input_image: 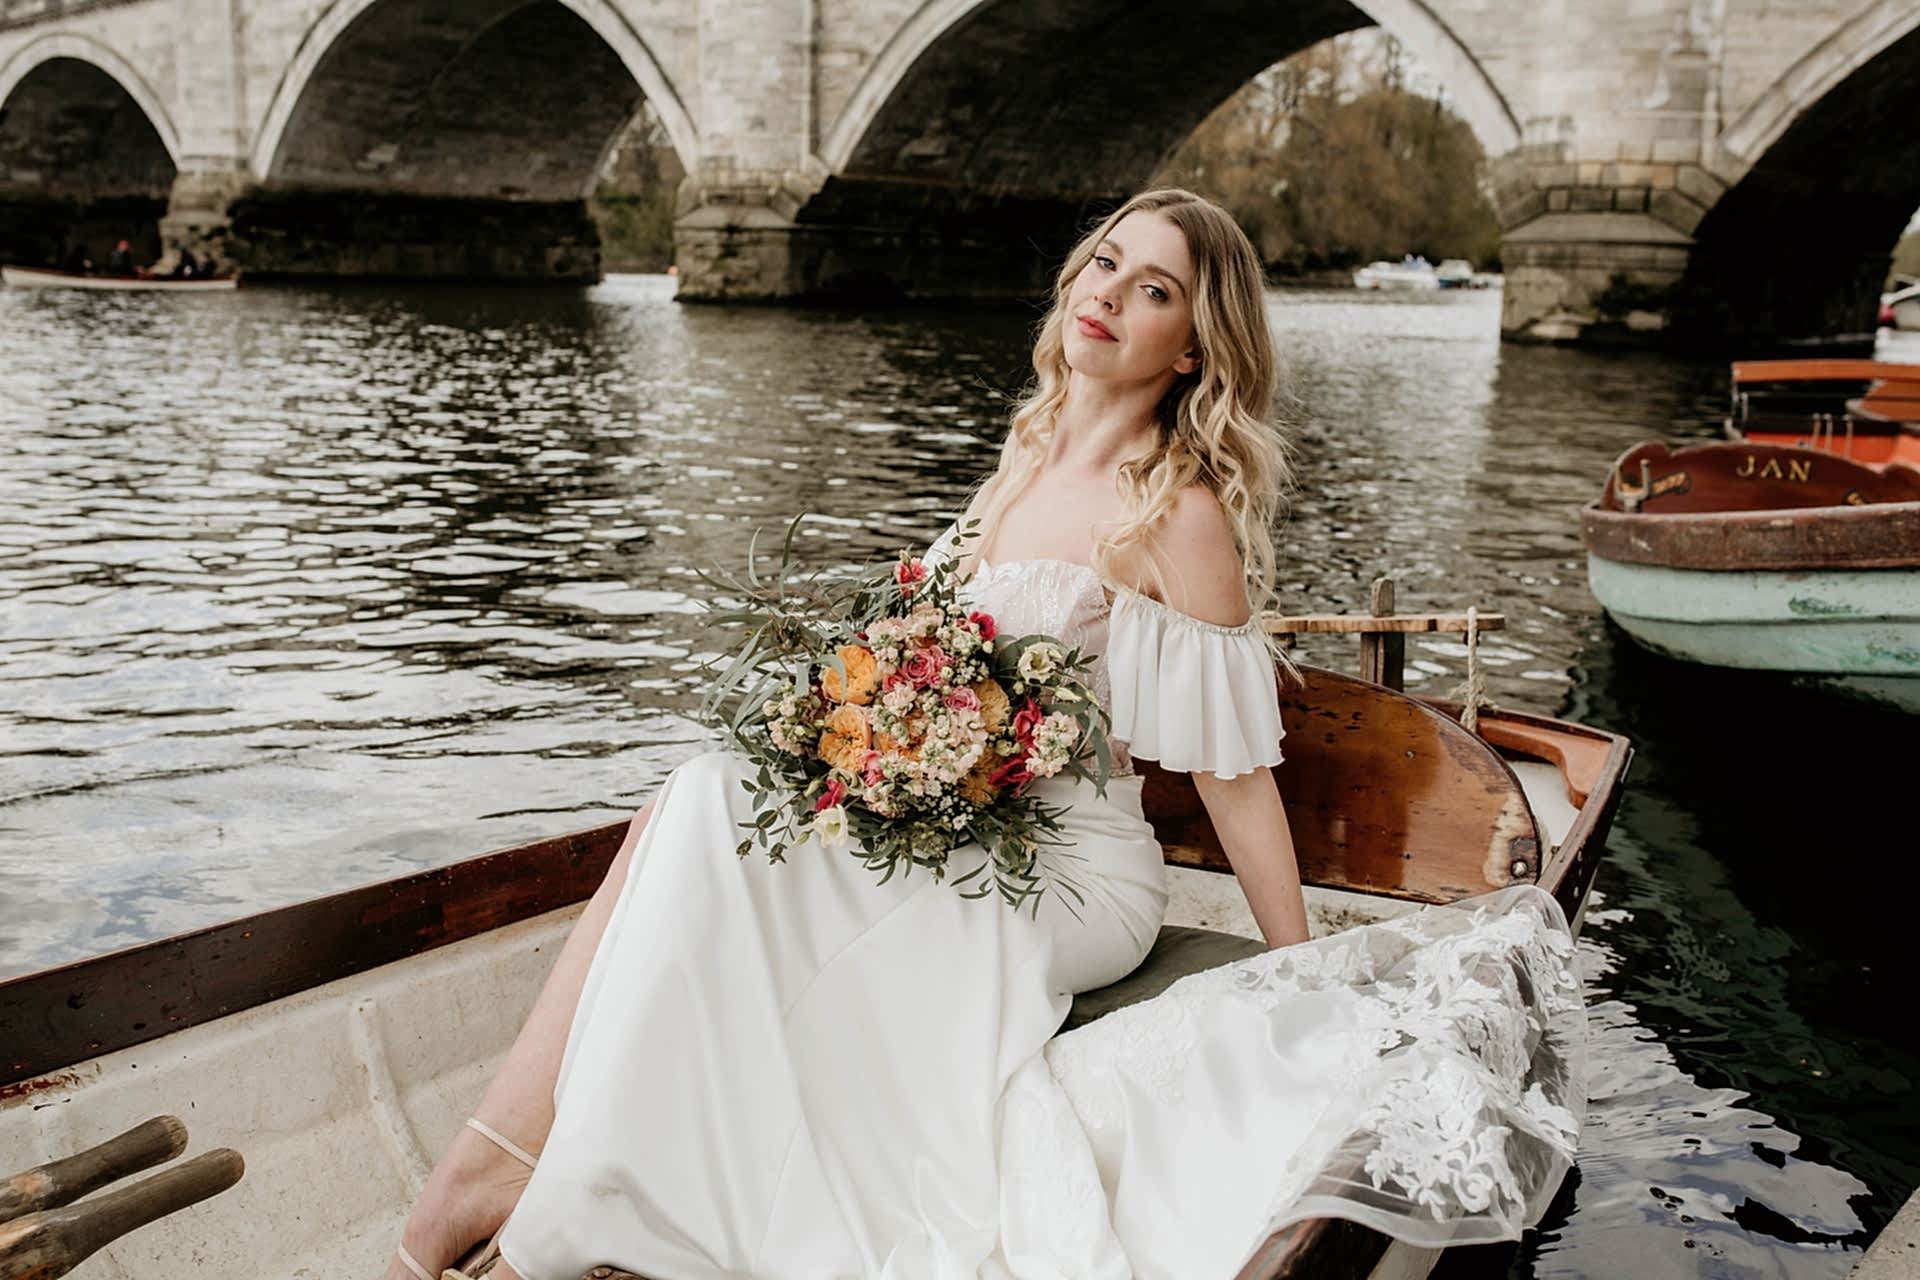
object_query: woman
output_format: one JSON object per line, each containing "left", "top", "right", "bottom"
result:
{"left": 387, "top": 189, "right": 1578, "bottom": 1280}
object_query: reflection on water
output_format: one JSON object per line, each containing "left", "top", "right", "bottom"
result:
{"left": 1, "top": 278, "right": 1914, "bottom": 1276}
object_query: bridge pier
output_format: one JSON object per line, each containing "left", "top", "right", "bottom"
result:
{"left": 673, "top": 176, "right": 1101, "bottom": 304}
{"left": 156, "top": 171, "right": 603, "bottom": 282}
{"left": 220, "top": 189, "right": 602, "bottom": 282}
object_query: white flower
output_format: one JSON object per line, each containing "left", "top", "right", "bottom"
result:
{"left": 811, "top": 806, "right": 851, "bottom": 849}
{"left": 1016, "top": 642, "right": 1063, "bottom": 682}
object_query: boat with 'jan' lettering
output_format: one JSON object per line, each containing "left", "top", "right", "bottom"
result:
{"left": 0, "top": 656, "right": 1629, "bottom": 1280}
{"left": 1724, "top": 358, "right": 1920, "bottom": 472}
{"left": 1583, "top": 439, "right": 1920, "bottom": 710}
{"left": 0, "top": 265, "right": 240, "bottom": 292}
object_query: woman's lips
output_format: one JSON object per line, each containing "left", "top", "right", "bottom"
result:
{"left": 1075, "top": 315, "right": 1117, "bottom": 341}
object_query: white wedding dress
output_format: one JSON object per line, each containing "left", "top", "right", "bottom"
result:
{"left": 496, "top": 536, "right": 1585, "bottom": 1279}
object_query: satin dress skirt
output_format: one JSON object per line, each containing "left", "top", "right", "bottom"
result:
{"left": 497, "top": 750, "right": 1167, "bottom": 1280}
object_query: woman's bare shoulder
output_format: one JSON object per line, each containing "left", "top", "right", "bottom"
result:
{"left": 1158, "top": 487, "right": 1251, "bottom": 624}
{"left": 1125, "top": 486, "right": 1252, "bottom": 626}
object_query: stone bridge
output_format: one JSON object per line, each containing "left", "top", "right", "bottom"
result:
{"left": 2, "top": 0, "right": 1916, "bottom": 347}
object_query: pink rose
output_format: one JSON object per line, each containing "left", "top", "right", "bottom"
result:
{"left": 896, "top": 558, "right": 929, "bottom": 595}
{"left": 884, "top": 670, "right": 913, "bottom": 692}
{"left": 815, "top": 778, "right": 847, "bottom": 811}
{"left": 861, "top": 750, "right": 885, "bottom": 786}
{"left": 1012, "top": 698, "right": 1044, "bottom": 746}
{"left": 968, "top": 611, "right": 997, "bottom": 641}
{"left": 903, "top": 645, "right": 949, "bottom": 688}
{"left": 943, "top": 688, "right": 981, "bottom": 713}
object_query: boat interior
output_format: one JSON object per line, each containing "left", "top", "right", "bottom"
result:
{"left": 1727, "top": 358, "right": 1920, "bottom": 470}
{"left": 0, "top": 665, "right": 1627, "bottom": 1279}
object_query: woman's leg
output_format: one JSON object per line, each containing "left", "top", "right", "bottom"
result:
{"left": 384, "top": 801, "right": 655, "bottom": 1280}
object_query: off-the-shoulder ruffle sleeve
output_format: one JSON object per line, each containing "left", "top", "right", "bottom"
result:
{"left": 1107, "top": 589, "right": 1285, "bottom": 778}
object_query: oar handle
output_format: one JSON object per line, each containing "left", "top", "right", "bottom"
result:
{"left": 0, "top": 1148, "right": 244, "bottom": 1280}
{"left": 0, "top": 1116, "right": 188, "bottom": 1224}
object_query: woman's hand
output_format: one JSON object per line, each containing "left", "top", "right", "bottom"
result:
{"left": 1192, "top": 766, "right": 1310, "bottom": 948}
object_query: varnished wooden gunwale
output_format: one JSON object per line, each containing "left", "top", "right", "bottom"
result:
{"left": 1730, "top": 359, "right": 1920, "bottom": 386}
{"left": 1582, "top": 440, "right": 1920, "bottom": 571}
{"left": 0, "top": 826, "right": 625, "bottom": 1092}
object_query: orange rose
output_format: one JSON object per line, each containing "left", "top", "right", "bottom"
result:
{"left": 817, "top": 704, "right": 873, "bottom": 774}
{"left": 820, "top": 644, "right": 881, "bottom": 706}
{"left": 972, "top": 678, "right": 1011, "bottom": 733}
{"left": 875, "top": 712, "right": 924, "bottom": 760}
{"left": 959, "top": 751, "right": 1004, "bottom": 806}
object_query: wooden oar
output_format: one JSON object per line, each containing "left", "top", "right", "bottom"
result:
{"left": 0, "top": 1116, "right": 187, "bottom": 1225}
{"left": 0, "top": 1148, "right": 243, "bottom": 1280}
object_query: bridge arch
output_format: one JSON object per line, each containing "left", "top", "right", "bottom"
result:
{"left": 818, "top": 0, "right": 1519, "bottom": 181}
{"left": 1716, "top": 0, "right": 1920, "bottom": 183}
{"left": 0, "top": 34, "right": 179, "bottom": 267}
{"left": 0, "top": 33, "right": 180, "bottom": 166}
{"left": 249, "top": 0, "right": 696, "bottom": 191}
{"left": 1676, "top": 14, "right": 1920, "bottom": 346}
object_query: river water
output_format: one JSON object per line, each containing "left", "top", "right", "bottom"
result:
{"left": 1, "top": 277, "right": 1914, "bottom": 1276}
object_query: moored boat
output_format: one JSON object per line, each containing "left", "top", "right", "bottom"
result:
{"left": 1, "top": 266, "right": 240, "bottom": 292}
{"left": 1352, "top": 260, "right": 1440, "bottom": 291}
{"left": 1583, "top": 439, "right": 1920, "bottom": 708}
{"left": 1724, "top": 358, "right": 1920, "bottom": 471}
{"left": 0, "top": 662, "right": 1630, "bottom": 1280}
{"left": 1885, "top": 282, "right": 1920, "bottom": 331}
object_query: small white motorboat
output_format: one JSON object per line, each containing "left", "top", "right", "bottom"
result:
{"left": 1352, "top": 260, "right": 1440, "bottom": 291}
{"left": 1, "top": 266, "right": 239, "bottom": 292}
{"left": 1885, "top": 283, "right": 1920, "bottom": 332}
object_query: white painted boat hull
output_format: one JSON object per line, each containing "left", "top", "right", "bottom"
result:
{"left": 1, "top": 265, "right": 238, "bottom": 291}
{"left": 1352, "top": 264, "right": 1441, "bottom": 291}
{"left": 1587, "top": 553, "right": 1920, "bottom": 681}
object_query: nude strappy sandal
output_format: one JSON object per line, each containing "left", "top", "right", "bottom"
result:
{"left": 394, "top": 1117, "right": 539, "bottom": 1280}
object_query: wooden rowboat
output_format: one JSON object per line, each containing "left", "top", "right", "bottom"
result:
{"left": 1583, "top": 439, "right": 1920, "bottom": 709}
{"left": 1724, "top": 358, "right": 1920, "bottom": 471}
{"left": 0, "top": 662, "right": 1630, "bottom": 1280}
{"left": 0, "top": 266, "right": 239, "bottom": 292}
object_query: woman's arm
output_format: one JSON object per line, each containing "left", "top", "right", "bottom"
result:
{"left": 1192, "top": 767, "right": 1310, "bottom": 948}
{"left": 1134, "top": 486, "right": 1308, "bottom": 947}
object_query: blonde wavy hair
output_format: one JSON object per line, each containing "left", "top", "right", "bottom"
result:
{"left": 974, "top": 188, "right": 1293, "bottom": 620}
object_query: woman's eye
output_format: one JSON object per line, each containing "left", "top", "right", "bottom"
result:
{"left": 1094, "top": 255, "right": 1115, "bottom": 270}
{"left": 1144, "top": 285, "right": 1167, "bottom": 302}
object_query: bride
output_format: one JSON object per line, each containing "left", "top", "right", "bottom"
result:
{"left": 387, "top": 188, "right": 1580, "bottom": 1280}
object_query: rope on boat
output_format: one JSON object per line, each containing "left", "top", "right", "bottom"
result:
{"left": 1455, "top": 606, "right": 1486, "bottom": 735}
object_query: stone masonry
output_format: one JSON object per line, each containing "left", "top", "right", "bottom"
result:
{"left": 1, "top": 0, "right": 1916, "bottom": 346}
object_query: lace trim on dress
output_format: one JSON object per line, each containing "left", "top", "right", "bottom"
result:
{"left": 1041, "top": 884, "right": 1586, "bottom": 1258}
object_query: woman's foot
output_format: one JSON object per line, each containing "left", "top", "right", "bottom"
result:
{"left": 385, "top": 1122, "right": 536, "bottom": 1280}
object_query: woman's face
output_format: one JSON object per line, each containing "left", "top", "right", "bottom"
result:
{"left": 1062, "top": 210, "right": 1200, "bottom": 383}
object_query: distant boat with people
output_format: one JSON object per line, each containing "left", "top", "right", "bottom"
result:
{"left": 1, "top": 265, "right": 240, "bottom": 292}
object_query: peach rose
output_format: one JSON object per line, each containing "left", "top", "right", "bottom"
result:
{"left": 817, "top": 704, "right": 872, "bottom": 774}
{"left": 959, "top": 751, "right": 1004, "bottom": 806}
{"left": 875, "top": 712, "right": 924, "bottom": 759}
{"left": 820, "top": 644, "right": 880, "bottom": 706}
{"left": 971, "top": 679, "right": 1011, "bottom": 733}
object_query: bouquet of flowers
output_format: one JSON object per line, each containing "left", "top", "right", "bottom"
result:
{"left": 701, "top": 519, "right": 1112, "bottom": 909}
